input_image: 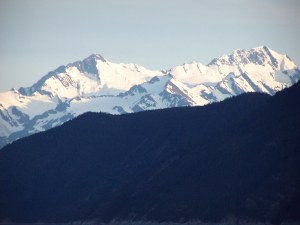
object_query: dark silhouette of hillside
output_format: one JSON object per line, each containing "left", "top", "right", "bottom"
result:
{"left": 0, "top": 82, "right": 299, "bottom": 224}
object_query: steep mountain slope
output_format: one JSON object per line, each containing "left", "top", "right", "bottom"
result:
{"left": 0, "top": 81, "right": 299, "bottom": 224}
{"left": 0, "top": 46, "right": 299, "bottom": 149}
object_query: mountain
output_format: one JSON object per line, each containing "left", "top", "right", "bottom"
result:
{"left": 0, "top": 81, "right": 299, "bottom": 224}
{"left": 0, "top": 46, "right": 299, "bottom": 149}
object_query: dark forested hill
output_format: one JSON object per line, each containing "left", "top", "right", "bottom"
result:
{"left": 0, "top": 82, "right": 299, "bottom": 224}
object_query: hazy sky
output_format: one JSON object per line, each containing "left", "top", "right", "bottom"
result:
{"left": 0, "top": 0, "right": 299, "bottom": 91}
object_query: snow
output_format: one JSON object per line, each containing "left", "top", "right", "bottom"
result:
{"left": 170, "top": 62, "right": 223, "bottom": 86}
{"left": 142, "top": 75, "right": 171, "bottom": 94}
{"left": 1, "top": 46, "right": 299, "bottom": 147}
{"left": 275, "top": 71, "right": 292, "bottom": 85}
{"left": 0, "top": 91, "right": 57, "bottom": 119}
{"left": 0, "top": 116, "right": 23, "bottom": 137}
{"left": 95, "top": 60, "right": 164, "bottom": 92}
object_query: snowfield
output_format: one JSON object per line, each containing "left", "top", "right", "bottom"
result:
{"left": 0, "top": 46, "right": 299, "bottom": 148}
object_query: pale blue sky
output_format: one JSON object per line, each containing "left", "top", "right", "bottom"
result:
{"left": 0, "top": 0, "right": 299, "bottom": 91}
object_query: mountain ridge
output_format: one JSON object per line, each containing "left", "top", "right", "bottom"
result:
{"left": 0, "top": 81, "right": 299, "bottom": 223}
{"left": 0, "top": 46, "right": 299, "bottom": 148}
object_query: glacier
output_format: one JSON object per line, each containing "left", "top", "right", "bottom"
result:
{"left": 0, "top": 46, "right": 299, "bottom": 149}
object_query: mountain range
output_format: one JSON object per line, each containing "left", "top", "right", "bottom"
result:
{"left": 0, "top": 46, "right": 299, "bottom": 148}
{"left": 0, "top": 78, "right": 299, "bottom": 224}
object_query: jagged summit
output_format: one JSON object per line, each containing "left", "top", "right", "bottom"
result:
{"left": 253, "top": 45, "right": 270, "bottom": 50}
{"left": 208, "top": 45, "right": 287, "bottom": 68}
{"left": 88, "top": 53, "right": 106, "bottom": 61}
{"left": 0, "top": 46, "right": 299, "bottom": 148}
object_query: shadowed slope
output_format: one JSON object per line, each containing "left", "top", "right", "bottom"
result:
{"left": 0, "top": 82, "right": 299, "bottom": 224}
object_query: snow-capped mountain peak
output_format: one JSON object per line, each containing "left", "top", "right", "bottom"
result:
{"left": 1, "top": 46, "right": 299, "bottom": 149}
{"left": 18, "top": 54, "right": 164, "bottom": 99}
{"left": 209, "top": 46, "right": 296, "bottom": 71}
